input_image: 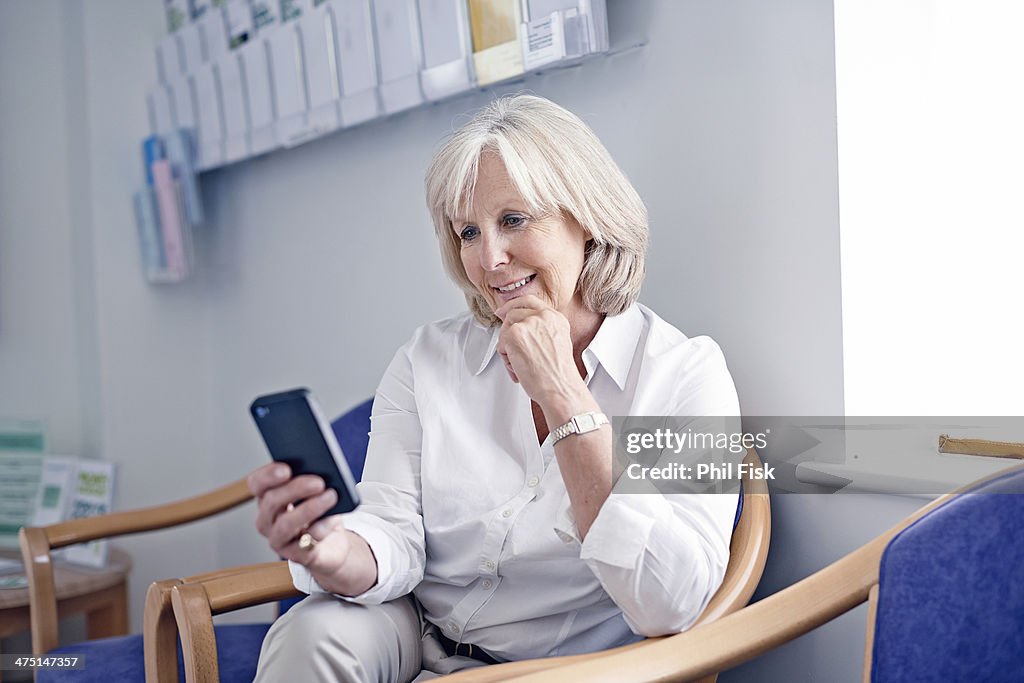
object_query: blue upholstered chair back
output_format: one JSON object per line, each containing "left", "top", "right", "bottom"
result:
{"left": 871, "top": 467, "right": 1024, "bottom": 682}
{"left": 330, "top": 397, "right": 373, "bottom": 483}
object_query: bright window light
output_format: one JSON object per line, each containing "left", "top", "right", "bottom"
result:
{"left": 835, "top": 0, "right": 1024, "bottom": 415}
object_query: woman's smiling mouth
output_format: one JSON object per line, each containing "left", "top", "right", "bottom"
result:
{"left": 492, "top": 274, "right": 537, "bottom": 301}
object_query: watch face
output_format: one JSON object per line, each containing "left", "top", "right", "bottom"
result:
{"left": 575, "top": 414, "right": 598, "bottom": 431}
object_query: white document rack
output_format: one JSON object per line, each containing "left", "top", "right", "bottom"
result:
{"left": 144, "top": 0, "right": 611, "bottom": 171}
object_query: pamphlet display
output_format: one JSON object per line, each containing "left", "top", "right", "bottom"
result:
{"left": 62, "top": 460, "right": 117, "bottom": 568}
{"left": 0, "top": 419, "right": 118, "bottom": 569}
{"left": 468, "top": 0, "right": 525, "bottom": 86}
{"left": 330, "top": 0, "right": 380, "bottom": 127}
{"left": 0, "top": 419, "right": 46, "bottom": 549}
{"left": 135, "top": 0, "right": 610, "bottom": 282}
{"left": 373, "top": 0, "right": 425, "bottom": 113}
{"left": 27, "top": 456, "right": 118, "bottom": 568}
{"left": 418, "top": 0, "right": 474, "bottom": 100}
{"left": 145, "top": 0, "right": 608, "bottom": 170}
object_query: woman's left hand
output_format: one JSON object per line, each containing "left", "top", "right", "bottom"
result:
{"left": 495, "top": 295, "right": 587, "bottom": 409}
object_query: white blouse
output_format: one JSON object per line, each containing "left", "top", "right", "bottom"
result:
{"left": 290, "top": 303, "right": 742, "bottom": 662}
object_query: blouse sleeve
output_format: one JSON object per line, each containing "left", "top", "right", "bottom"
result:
{"left": 289, "top": 341, "right": 426, "bottom": 605}
{"left": 558, "top": 339, "right": 742, "bottom": 636}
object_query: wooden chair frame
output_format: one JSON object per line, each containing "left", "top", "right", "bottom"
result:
{"left": 166, "top": 449, "right": 771, "bottom": 683}
{"left": 18, "top": 478, "right": 253, "bottom": 683}
{"left": 493, "top": 463, "right": 1024, "bottom": 683}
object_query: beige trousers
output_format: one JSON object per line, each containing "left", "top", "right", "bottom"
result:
{"left": 254, "top": 593, "right": 490, "bottom": 683}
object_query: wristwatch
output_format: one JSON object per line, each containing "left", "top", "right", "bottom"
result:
{"left": 551, "top": 411, "right": 610, "bottom": 445}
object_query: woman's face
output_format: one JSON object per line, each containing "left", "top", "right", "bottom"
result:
{"left": 454, "top": 152, "right": 590, "bottom": 324}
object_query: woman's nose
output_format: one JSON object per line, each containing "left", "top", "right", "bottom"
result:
{"left": 478, "top": 230, "right": 509, "bottom": 270}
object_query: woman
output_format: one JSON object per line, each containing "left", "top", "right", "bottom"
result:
{"left": 248, "top": 94, "right": 741, "bottom": 682}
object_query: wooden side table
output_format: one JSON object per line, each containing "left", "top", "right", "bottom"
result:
{"left": 0, "top": 548, "right": 131, "bottom": 680}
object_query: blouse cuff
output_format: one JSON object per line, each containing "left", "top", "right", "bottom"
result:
{"left": 288, "top": 560, "right": 326, "bottom": 594}
{"left": 284, "top": 514, "right": 409, "bottom": 604}
{"left": 333, "top": 514, "right": 402, "bottom": 604}
{"left": 579, "top": 494, "right": 664, "bottom": 569}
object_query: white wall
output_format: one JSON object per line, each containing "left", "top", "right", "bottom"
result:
{"left": 1, "top": 1, "right": 911, "bottom": 680}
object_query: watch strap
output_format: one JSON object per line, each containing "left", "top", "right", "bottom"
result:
{"left": 551, "top": 411, "right": 610, "bottom": 445}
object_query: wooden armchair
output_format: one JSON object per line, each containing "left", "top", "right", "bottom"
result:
{"left": 18, "top": 478, "right": 252, "bottom": 682}
{"left": 17, "top": 398, "right": 375, "bottom": 683}
{"left": 497, "top": 463, "right": 1024, "bottom": 683}
{"left": 166, "top": 449, "right": 771, "bottom": 683}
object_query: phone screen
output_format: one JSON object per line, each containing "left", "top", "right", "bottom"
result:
{"left": 250, "top": 388, "right": 360, "bottom": 516}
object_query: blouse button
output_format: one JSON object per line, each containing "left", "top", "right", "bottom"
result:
{"left": 502, "top": 509, "right": 512, "bottom": 518}
{"left": 482, "top": 579, "right": 493, "bottom": 589}
{"left": 527, "top": 476, "right": 540, "bottom": 487}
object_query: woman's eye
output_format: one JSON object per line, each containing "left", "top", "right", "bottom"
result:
{"left": 503, "top": 215, "right": 525, "bottom": 228}
{"left": 459, "top": 226, "right": 479, "bottom": 241}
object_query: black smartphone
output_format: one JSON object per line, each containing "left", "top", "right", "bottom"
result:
{"left": 249, "top": 388, "right": 361, "bottom": 516}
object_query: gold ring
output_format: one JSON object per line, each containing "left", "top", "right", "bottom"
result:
{"left": 298, "top": 532, "right": 317, "bottom": 550}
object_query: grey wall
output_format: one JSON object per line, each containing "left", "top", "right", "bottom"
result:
{"left": 0, "top": 0, "right": 923, "bottom": 679}
{"left": 0, "top": 1, "right": 88, "bottom": 454}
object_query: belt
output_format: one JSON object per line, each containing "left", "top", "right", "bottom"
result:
{"left": 438, "top": 632, "right": 501, "bottom": 666}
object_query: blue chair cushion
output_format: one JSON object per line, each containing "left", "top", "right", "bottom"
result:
{"left": 39, "top": 623, "right": 271, "bottom": 683}
{"left": 872, "top": 467, "right": 1024, "bottom": 682}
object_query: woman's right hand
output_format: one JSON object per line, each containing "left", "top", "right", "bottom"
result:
{"left": 247, "top": 463, "right": 377, "bottom": 596}
{"left": 248, "top": 463, "right": 340, "bottom": 561}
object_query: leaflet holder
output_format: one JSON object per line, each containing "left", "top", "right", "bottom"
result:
{"left": 238, "top": 39, "right": 276, "bottom": 155}
{"left": 215, "top": 52, "right": 251, "bottom": 163}
{"left": 417, "top": 0, "right": 474, "bottom": 101}
{"left": 146, "top": 86, "right": 176, "bottom": 137}
{"left": 132, "top": 131, "right": 203, "bottom": 284}
{"left": 198, "top": 6, "right": 230, "bottom": 62}
{"left": 156, "top": 34, "right": 183, "bottom": 83}
{"left": 266, "top": 23, "right": 312, "bottom": 146}
{"left": 176, "top": 22, "right": 206, "bottom": 74}
{"left": 327, "top": 0, "right": 380, "bottom": 128}
{"left": 193, "top": 63, "right": 225, "bottom": 169}
{"left": 372, "top": 0, "right": 425, "bottom": 114}
{"left": 168, "top": 76, "right": 198, "bottom": 130}
{"left": 297, "top": 5, "right": 342, "bottom": 137}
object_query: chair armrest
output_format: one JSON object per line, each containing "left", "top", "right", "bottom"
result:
{"left": 145, "top": 565, "right": 279, "bottom": 683}
{"left": 184, "top": 561, "right": 299, "bottom": 614}
{"left": 436, "top": 640, "right": 658, "bottom": 682}
{"left": 501, "top": 473, "right": 1000, "bottom": 683}
{"left": 438, "top": 452, "right": 772, "bottom": 683}
{"left": 171, "top": 561, "right": 300, "bottom": 682}
{"left": 18, "top": 478, "right": 252, "bottom": 656}
{"left": 692, "top": 448, "right": 772, "bottom": 628}
{"left": 45, "top": 478, "right": 253, "bottom": 549}
{"left": 501, "top": 536, "right": 886, "bottom": 683}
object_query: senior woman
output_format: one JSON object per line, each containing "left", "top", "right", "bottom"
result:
{"left": 247, "top": 94, "right": 741, "bottom": 682}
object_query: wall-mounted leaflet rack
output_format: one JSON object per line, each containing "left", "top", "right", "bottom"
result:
{"left": 146, "top": 0, "right": 612, "bottom": 170}
{"left": 134, "top": 0, "right": 624, "bottom": 283}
